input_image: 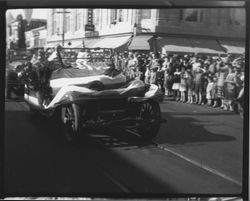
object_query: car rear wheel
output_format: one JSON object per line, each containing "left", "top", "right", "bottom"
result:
{"left": 61, "top": 103, "right": 83, "bottom": 144}
{"left": 136, "top": 101, "right": 161, "bottom": 141}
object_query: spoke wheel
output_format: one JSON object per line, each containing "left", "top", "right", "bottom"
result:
{"left": 136, "top": 101, "right": 161, "bottom": 140}
{"left": 61, "top": 103, "right": 82, "bottom": 144}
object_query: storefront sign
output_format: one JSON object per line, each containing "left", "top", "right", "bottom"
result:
{"left": 85, "top": 31, "right": 99, "bottom": 38}
{"left": 87, "top": 9, "right": 93, "bottom": 25}
{"left": 85, "top": 24, "right": 95, "bottom": 31}
{"left": 85, "top": 8, "right": 95, "bottom": 31}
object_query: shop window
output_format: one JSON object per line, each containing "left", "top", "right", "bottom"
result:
{"left": 141, "top": 9, "right": 151, "bottom": 19}
{"left": 180, "top": 9, "right": 204, "bottom": 22}
{"left": 118, "top": 9, "right": 124, "bottom": 22}
{"left": 111, "top": 9, "right": 117, "bottom": 24}
{"left": 65, "top": 15, "right": 71, "bottom": 32}
{"left": 51, "top": 9, "right": 56, "bottom": 35}
{"left": 52, "top": 19, "right": 56, "bottom": 35}
{"left": 39, "top": 39, "right": 46, "bottom": 47}
{"left": 26, "top": 41, "right": 30, "bottom": 48}
{"left": 75, "top": 11, "right": 81, "bottom": 31}
{"left": 229, "top": 8, "right": 245, "bottom": 25}
{"left": 34, "top": 37, "right": 39, "bottom": 47}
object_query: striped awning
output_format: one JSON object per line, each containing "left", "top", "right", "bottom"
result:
{"left": 190, "top": 38, "right": 225, "bottom": 55}
{"left": 158, "top": 37, "right": 194, "bottom": 53}
{"left": 85, "top": 35, "right": 132, "bottom": 50}
{"left": 218, "top": 40, "right": 245, "bottom": 55}
{"left": 128, "top": 35, "right": 153, "bottom": 50}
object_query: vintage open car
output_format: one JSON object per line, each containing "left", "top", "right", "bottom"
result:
{"left": 6, "top": 48, "right": 44, "bottom": 99}
{"left": 18, "top": 46, "right": 165, "bottom": 143}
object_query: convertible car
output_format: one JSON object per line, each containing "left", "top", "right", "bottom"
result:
{"left": 18, "top": 47, "right": 165, "bottom": 143}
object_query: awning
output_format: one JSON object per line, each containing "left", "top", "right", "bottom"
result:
{"left": 70, "top": 41, "right": 84, "bottom": 48}
{"left": 85, "top": 35, "right": 132, "bottom": 50}
{"left": 218, "top": 40, "right": 245, "bottom": 55}
{"left": 190, "top": 38, "right": 225, "bottom": 55}
{"left": 157, "top": 37, "right": 194, "bottom": 53}
{"left": 128, "top": 35, "right": 153, "bottom": 50}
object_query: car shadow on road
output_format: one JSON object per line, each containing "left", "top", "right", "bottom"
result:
{"left": 4, "top": 110, "right": 182, "bottom": 194}
{"left": 80, "top": 127, "right": 156, "bottom": 150}
{"left": 5, "top": 108, "right": 155, "bottom": 150}
{"left": 157, "top": 112, "right": 237, "bottom": 145}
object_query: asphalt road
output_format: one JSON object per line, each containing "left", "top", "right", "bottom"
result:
{"left": 4, "top": 98, "right": 243, "bottom": 196}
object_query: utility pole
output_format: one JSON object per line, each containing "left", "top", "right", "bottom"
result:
{"left": 56, "top": 9, "right": 70, "bottom": 47}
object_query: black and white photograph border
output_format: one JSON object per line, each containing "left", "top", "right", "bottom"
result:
{"left": 1, "top": 0, "right": 249, "bottom": 200}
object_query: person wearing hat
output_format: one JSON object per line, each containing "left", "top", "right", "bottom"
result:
{"left": 213, "top": 61, "right": 229, "bottom": 108}
{"left": 137, "top": 54, "right": 146, "bottom": 82}
{"left": 234, "top": 71, "right": 244, "bottom": 117}
{"left": 149, "top": 53, "right": 160, "bottom": 85}
{"left": 162, "top": 56, "right": 174, "bottom": 96}
{"left": 224, "top": 64, "right": 239, "bottom": 111}
{"left": 127, "top": 53, "right": 138, "bottom": 80}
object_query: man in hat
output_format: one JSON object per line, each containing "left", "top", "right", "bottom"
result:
{"left": 149, "top": 53, "right": 160, "bottom": 85}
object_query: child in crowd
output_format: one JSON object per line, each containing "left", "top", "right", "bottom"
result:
{"left": 186, "top": 69, "right": 194, "bottom": 104}
{"left": 172, "top": 68, "right": 181, "bottom": 101}
{"left": 179, "top": 67, "right": 187, "bottom": 102}
{"left": 193, "top": 63, "right": 205, "bottom": 104}
{"left": 206, "top": 76, "right": 216, "bottom": 106}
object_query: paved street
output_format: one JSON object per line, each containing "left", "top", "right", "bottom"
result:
{"left": 4, "top": 98, "right": 243, "bottom": 195}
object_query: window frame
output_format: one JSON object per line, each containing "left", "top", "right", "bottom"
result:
{"left": 180, "top": 9, "right": 204, "bottom": 23}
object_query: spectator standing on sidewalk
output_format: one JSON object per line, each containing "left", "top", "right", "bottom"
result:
{"left": 208, "top": 57, "right": 217, "bottom": 75}
{"left": 193, "top": 61, "right": 205, "bottom": 104}
{"left": 213, "top": 60, "right": 228, "bottom": 108}
{"left": 234, "top": 72, "right": 244, "bottom": 117}
{"left": 179, "top": 67, "right": 187, "bottom": 102}
{"left": 206, "top": 75, "right": 216, "bottom": 106}
{"left": 156, "top": 64, "right": 166, "bottom": 95}
{"left": 180, "top": 55, "right": 191, "bottom": 70}
{"left": 224, "top": 65, "right": 238, "bottom": 111}
{"left": 162, "top": 56, "right": 174, "bottom": 96}
{"left": 137, "top": 54, "right": 146, "bottom": 82}
{"left": 186, "top": 69, "right": 194, "bottom": 104}
{"left": 121, "top": 52, "right": 129, "bottom": 77}
{"left": 201, "top": 62, "right": 210, "bottom": 104}
{"left": 127, "top": 53, "right": 137, "bottom": 79}
{"left": 150, "top": 53, "right": 160, "bottom": 85}
{"left": 172, "top": 67, "right": 181, "bottom": 101}
{"left": 144, "top": 55, "right": 152, "bottom": 84}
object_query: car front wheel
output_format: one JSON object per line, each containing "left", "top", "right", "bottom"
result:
{"left": 61, "top": 103, "right": 82, "bottom": 144}
{"left": 136, "top": 101, "right": 161, "bottom": 141}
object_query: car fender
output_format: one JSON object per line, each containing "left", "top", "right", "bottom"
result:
{"left": 128, "top": 84, "right": 164, "bottom": 103}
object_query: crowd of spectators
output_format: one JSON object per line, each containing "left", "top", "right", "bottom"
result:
{"left": 7, "top": 47, "right": 245, "bottom": 115}
{"left": 112, "top": 51, "right": 245, "bottom": 114}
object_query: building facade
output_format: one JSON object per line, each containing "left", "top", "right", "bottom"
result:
{"left": 46, "top": 8, "right": 245, "bottom": 54}
{"left": 7, "top": 15, "right": 46, "bottom": 49}
{"left": 25, "top": 26, "right": 47, "bottom": 49}
{"left": 46, "top": 9, "right": 137, "bottom": 47}
{"left": 154, "top": 8, "right": 245, "bottom": 39}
